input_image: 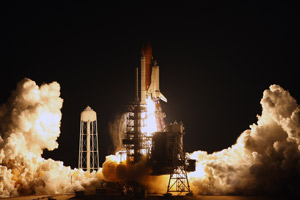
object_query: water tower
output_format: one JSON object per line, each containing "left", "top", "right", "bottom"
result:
{"left": 78, "top": 106, "right": 99, "bottom": 172}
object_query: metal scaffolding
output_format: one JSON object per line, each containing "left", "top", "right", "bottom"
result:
{"left": 121, "top": 45, "right": 196, "bottom": 195}
{"left": 149, "top": 122, "right": 194, "bottom": 195}
{"left": 167, "top": 160, "right": 191, "bottom": 195}
{"left": 123, "top": 103, "right": 147, "bottom": 164}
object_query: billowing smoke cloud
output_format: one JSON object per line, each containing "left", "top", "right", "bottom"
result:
{"left": 189, "top": 84, "right": 300, "bottom": 196}
{"left": 102, "top": 155, "right": 168, "bottom": 194}
{"left": 0, "top": 78, "right": 102, "bottom": 197}
{"left": 0, "top": 78, "right": 166, "bottom": 197}
{"left": 2, "top": 78, "right": 300, "bottom": 197}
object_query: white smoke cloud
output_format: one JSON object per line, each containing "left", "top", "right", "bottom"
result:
{"left": 189, "top": 84, "right": 300, "bottom": 196}
{"left": 0, "top": 78, "right": 169, "bottom": 197}
{"left": 1, "top": 78, "right": 300, "bottom": 197}
{"left": 0, "top": 78, "right": 166, "bottom": 197}
{"left": 0, "top": 78, "right": 102, "bottom": 197}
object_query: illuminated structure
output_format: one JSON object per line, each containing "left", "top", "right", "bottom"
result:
{"left": 151, "top": 122, "right": 195, "bottom": 195}
{"left": 123, "top": 43, "right": 167, "bottom": 164}
{"left": 140, "top": 42, "right": 166, "bottom": 132}
{"left": 140, "top": 42, "right": 167, "bottom": 104}
{"left": 122, "top": 43, "right": 195, "bottom": 195}
{"left": 122, "top": 67, "right": 148, "bottom": 164}
{"left": 78, "top": 106, "right": 99, "bottom": 172}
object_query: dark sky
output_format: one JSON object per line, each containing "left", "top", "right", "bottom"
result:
{"left": 1, "top": 1, "right": 299, "bottom": 168}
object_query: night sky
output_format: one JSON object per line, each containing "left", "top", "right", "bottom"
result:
{"left": 1, "top": 1, "right": 299, "bottom": 169}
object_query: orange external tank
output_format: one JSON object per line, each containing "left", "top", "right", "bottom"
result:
{"left": 141, "top": 42, "right": 152, "bottom": 90}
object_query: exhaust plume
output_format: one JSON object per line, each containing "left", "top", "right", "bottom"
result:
{"left": 0, "top": 78, "right": 102, "bottom": 197}
{"left": 101, "top": 155, "right": 168, "bottom": 193}
{"left": 189, "top": 84, "right": 300, "bottom": 196}
{"left": 0, "top": 78, "right": 166, "bottom": 197}
{"left": 2, "top": 78, "right": 300, "bottom": 197}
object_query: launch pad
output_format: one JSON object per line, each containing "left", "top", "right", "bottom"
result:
{"left": 5, "top": 194, "right": 286, "bottom": 200}
{"left": 120, "top": 43, "right": 196, "bottom": 196}
{"left": 72, "top": 43, "right": 195, "bottom": 198}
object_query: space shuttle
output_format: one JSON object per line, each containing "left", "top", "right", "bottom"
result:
{"left": 140, "top": 42, "right": 167, "bottom": 105}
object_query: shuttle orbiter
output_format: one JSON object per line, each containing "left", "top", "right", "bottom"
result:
{"left": 140, "top": 42, "right": 167, "bottom": 104}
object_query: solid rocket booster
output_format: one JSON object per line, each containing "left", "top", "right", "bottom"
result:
{"left": 141, "top": 50, "right": 146, "bottom": 105}
{"left": 140, "top": 42, "right": 167, "bottom": 104}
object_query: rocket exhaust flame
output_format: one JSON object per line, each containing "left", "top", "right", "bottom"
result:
{"left": 144, "top": 97, "right": 158, "bottom": 135}
{"left": 1, "top": 78, "right": 300, "bottom": 196}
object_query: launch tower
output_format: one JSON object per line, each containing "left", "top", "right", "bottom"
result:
{"left": 78, "top": 106, "right": 100, "bottom": 172}
{"left": 122, "top": 43, "right": 195, "bottom": 195}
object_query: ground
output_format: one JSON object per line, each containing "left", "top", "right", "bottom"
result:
{"left": 1, "top": 194, "right": 293, "bottom": 200}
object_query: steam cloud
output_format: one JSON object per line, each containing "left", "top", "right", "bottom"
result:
{"left": 1, "top": 78, "right": 300, "bottom": 197}
{"left": 0, "top": 79, "right": 102, "bottom": 197}
{"left": 0, "top": 78, "right": 165, "bottom": 197}
{"left": 102, "top": 156, "right": 168, "bottom": 194}
{"left": 189, "top": 84, "right": 300, "bottom": 196}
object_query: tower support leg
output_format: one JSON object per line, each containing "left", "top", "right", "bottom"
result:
{"left": 166, "top": 165, "right": 192, "bottom": 196}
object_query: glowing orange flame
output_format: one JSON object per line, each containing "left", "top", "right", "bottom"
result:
{"left": 145, "top": 97, "right": 157, "bottom": 136}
